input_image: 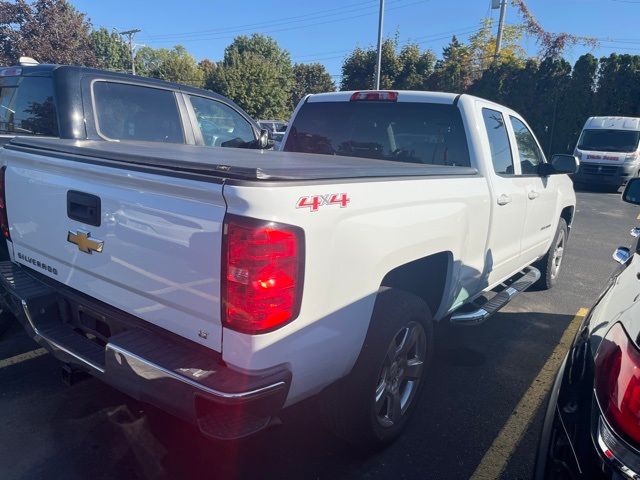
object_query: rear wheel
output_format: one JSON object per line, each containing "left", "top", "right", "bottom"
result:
{"left": 320, "top": 288, "right": 433, "bottom": 451}
{"left": 535, "top": 218, "right": 568, "bottom": 290}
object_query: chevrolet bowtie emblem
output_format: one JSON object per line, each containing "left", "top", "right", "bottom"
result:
{"left": 67, "top": 230, "right": 104, "bottom": 254}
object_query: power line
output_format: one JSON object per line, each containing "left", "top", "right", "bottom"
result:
{"left": 139, "top": 0, "right": 430, "bottom": 45}
{"left": 139, "top": 0, "right": 382, "bottom": 41}
{"left": 289, "top": 24, "right": 484, "bottom": 63}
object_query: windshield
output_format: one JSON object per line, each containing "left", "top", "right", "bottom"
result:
{"left": 283, "top": 101, "right": 471, "bottom": 167}
{"left": 577, "top": 128, "right": 640, "bottom": 153}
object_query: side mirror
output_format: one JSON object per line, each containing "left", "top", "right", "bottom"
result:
{"left": 613, "top": 246, "right": 632, "bottom": 265}
{"left": 623, "top": 177, "right": 640, "bottom": 205}
{"left": 550, "top": 154, "right": 579, "bottom": 175}
{"left": 258, "top": 128, "right": 270, "bottom": 149}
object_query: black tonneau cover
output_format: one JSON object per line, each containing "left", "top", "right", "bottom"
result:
{"left": 6, "top": 137, "right": 477, "bottom": 182}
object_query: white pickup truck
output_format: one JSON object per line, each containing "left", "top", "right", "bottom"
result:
{"left": 0, "top": 90, "right": 577, "bottom": 449}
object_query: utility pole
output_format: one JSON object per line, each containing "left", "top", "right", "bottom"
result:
{"left": 120, "top": 29, "right": 141, "bottom": 75}
{"left": 374, "top": 0, "right": 385, "bottom": 90}
{"left": 494, "top": 0, "right": 507, "bottom": 62}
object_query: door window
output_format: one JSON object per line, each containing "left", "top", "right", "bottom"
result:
{"left": 188, "top": 95, "right": 255, "bottom": 148}
{"left": 510, "top": 116, "right": 545, "bottom": 175}
{"left": 93, "top": 82, "right": 184, "bottom": 143}
{"left": 482, "top": 108, "right": 514, "bottom": 175}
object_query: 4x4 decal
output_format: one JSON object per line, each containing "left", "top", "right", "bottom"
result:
{"left": 296, "top": 193, "right": 350, "bottom": 212}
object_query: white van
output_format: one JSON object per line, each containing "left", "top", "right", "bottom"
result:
{"left": 574, "top": 116, "right": 640, "bottom": 190}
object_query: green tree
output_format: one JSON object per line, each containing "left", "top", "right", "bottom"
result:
{"left": 468, "top": 19, "right": 526, "bottom": 75}
{"left": 429, "top": 36, "right": 473, "bottom": 93}
{"left": 395, "top": 44, "right": 436, "bottom": 89}
{"left": 555, "top": 53, "right": 598, "bottom": 152}
{"left": 198, "top": 59, "right": 217, "bottom": 81}
{"left": 340, "top": 38, "right": 400, "bottom": 90}
{"left": 595, "top": 54, "right": 640, "bottom": 117}
{"left": 90, "top": 27, "right": 129, "bottom": 71}
{"left": 468, "top": 58, "right": 525, "bottom": 104}
{"left": 135, "top": 45, "right": 204, "bottom": 87}
{"left": 291, "top": 63, "right": 335, "bottom": 108}
{"left": 340, "top": 38, "right": 435, "bottom": 90}
{"left": 224, "top": 33, "right": 292, "bottom": 77}
{"left": 529, "top": 57, "right": 572, "bottom": 154}
{"left": 0, "top": 0, "right": 97, "bottom": 66}
{"left": 206, "top": 34, "right": 293, "bottom": 119}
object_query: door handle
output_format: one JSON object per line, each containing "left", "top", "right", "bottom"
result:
{"left": 497, "top": 194, "right": 512, "bottom": 205}
{"left": 528, "top": 190, "right": 539, "bottom": 200}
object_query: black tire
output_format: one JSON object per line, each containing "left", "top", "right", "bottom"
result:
{"left": 320, "top": 288, "right": 433, "bottom": 451}
{"left": 534, "top": 218, "right": 568, "bottom": 290}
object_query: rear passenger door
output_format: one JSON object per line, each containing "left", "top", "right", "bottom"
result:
{"left": 508, "top": 115, "right": 558, "bottom": 263}
{"left": 480, "top": 105, "right": 528, "bottom": 285}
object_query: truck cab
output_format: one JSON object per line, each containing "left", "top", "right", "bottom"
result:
{"left": 574, "top": 116, "right": 640, "bottom": 191}
{"left": 0, "top": 62, "right": 268, "bottom": 149}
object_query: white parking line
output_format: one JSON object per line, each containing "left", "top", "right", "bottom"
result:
{"left": 0, "top": 348, "right": 48, "bottom": 369}
{"left": 470, "top": 307, "right": 589, "bottom": 480}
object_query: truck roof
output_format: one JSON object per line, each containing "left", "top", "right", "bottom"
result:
{"left": 584, "top": 116, "right": 640, "bottom": 131}
{"left": 1, "top": 63, "right": 232, "bottom": 102}
{"left": 306, "top": 90, "right": 461, "bottom": 104}
{"left": 7, "top": 137, "right": 477, "bottom": 183}
{"left": 303, "top": 90, "right": 512, "bottom": 114}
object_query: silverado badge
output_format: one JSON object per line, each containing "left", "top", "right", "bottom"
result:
{"left": 67, "top": 230, "right": 104, "bottom": 254}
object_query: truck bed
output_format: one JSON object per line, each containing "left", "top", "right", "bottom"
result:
{"left": 6, "top": 137, "right": 478, "bottom": 183}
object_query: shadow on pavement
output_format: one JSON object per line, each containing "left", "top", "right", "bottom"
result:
{"left": 15, "top": 310, "right": 574, "bottom": 480}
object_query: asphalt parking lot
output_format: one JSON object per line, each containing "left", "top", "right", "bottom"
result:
{"left": 0, "top": 189, "right": 638, "bottom": 480}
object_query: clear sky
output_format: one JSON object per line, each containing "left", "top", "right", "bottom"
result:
{"left": 72, "top": 0, "right": 640, "bottom": 82}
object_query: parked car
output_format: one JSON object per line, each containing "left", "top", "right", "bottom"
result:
{"left": 535, "top": 176, "right": 640, "bottom": 479}
{"left": 0, "top": 90, "right": 576, "bottom": 449}
{"left": 0, "top": 60, "right": 270, "bottom": 149}
{"left": 573, "top": 116, "right": 640, "bottom": 191}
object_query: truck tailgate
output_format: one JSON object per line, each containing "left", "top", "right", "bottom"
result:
{"left": 3, "top": 148, "right": 225, "bottom": 351}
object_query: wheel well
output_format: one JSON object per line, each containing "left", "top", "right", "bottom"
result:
{"left": 560, "top": 206, "right": 574, "bottom": 232}
{"left": 380, "top": 252, "right": 451, "bottom": 317}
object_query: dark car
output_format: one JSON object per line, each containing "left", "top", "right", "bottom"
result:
{"left": 0, "top": 60, "right": 269, "bottom": 149}
{"left": 535, "top": 177, "right": 640, "bottom": 479}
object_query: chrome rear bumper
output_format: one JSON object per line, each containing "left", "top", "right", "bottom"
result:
{"left": 0, "top": 260, "right": 290, "bottom": 439}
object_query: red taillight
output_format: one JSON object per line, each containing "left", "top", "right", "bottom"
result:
{"left": 350, "top": 91, "right": 398, "bottom": 102}
{"left": 0, "top": 166, "right": 10, "bottom": 240}
{"left": 222, "top": 215, "right": 304, "bottom": 334}
{"left": 595, "top": 323, "right": 640, "bottom": 444}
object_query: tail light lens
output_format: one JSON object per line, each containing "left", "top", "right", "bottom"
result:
{"left": 0, "top": 166, "right": 10, "bottom": 240}
{"left": 350, "top": 91, "right": 398, "bottom": 102}
{"left": 595, "top": 322, "right": 640, "bottom": 444}
{"left": 222, "top": 215, "right": 304, "bottom": 334}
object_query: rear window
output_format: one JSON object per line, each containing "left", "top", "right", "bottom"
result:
{"left": 283, "top": 101, "right": 470, "bottom": 167}
{"left": 0, "top": 76, "right": 58, "bottom": 136}
{"left": 577, "top": 129, "right": 640, "bottom": 153}
{"left": 93, "top": 82, "right": 184, "bottom": 143}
